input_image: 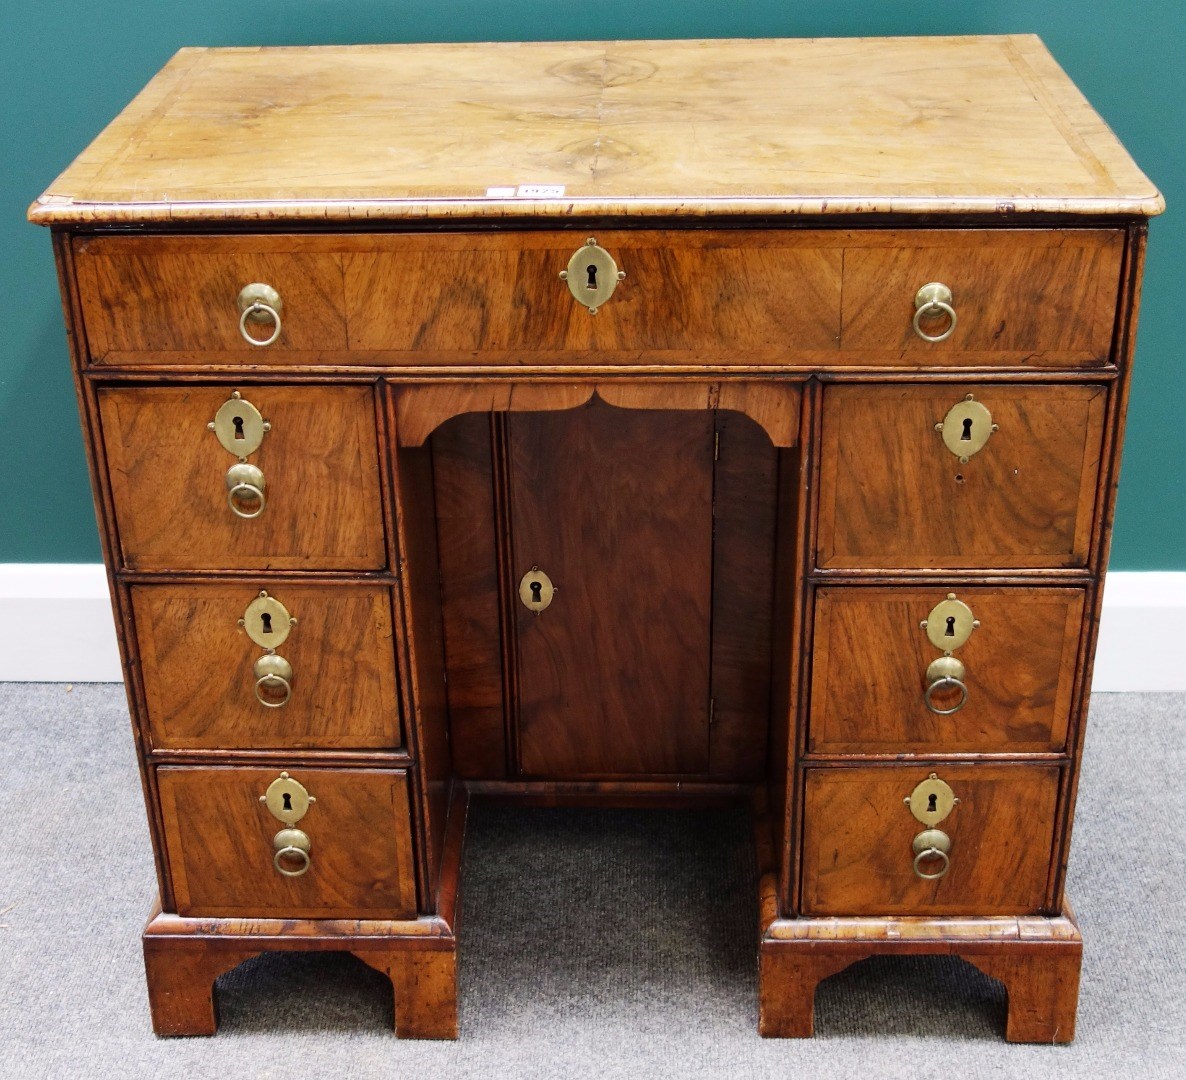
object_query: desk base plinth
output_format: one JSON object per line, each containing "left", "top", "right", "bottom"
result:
{"left": 141, "top": 903, "right": 459, "bottom": 1039}
{"left": 758, "top": 904, "right": 1083, "bottom": 1043}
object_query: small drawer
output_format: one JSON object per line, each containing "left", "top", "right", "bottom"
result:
{"left": 343, "top": 230, "right": 842, "bottom": 364}
{"left": 839, "top": 229, "right": 1123, "bottom": 367}
{"left": 808, "top": 586, "right": 1085, "bottom": 755}
{"left": 132, "top": 582, "right": 401, "bottom": 751}
{"left": 816, "top": 383, "right": 1107, "bottom": 570}
{"left": 158, "top": 766, "right": 418, "bottom": 919}
{"left": 98, "top": 384, "right": 386, "bottom": 571}
{"left": 801, "top": 765, "right": 1060, "bottom": 917}
{"left": 75, "top": 235, "right": 348, "bottom": 364}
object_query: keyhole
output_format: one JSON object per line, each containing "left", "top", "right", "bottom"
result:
{"left": 261, "top": 613, "right": 272, "bottom": 634}
{"left": 927, "top": 793, "right": 938, "bottom": 813}
{"left": 282, "top": 793, "right": 292, "bottom": 811}
{"left": 960, "top": 417, "right": 974, "bottom": 441}
{"left": 944, "top": 616, "right": 956, "bottom": 638}
{"left": 586, "top": 264, "right": 598, "bottom": 290}
{"left": 233, "top": 415, "right": 245, "bottom": 440}
{"left": 530, "top": 581, "right": 543, "bottom": 604}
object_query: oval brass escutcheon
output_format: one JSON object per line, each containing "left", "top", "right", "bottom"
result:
{"left": 936, "top": 395, "right": 995, "bottom": 461}
{"left": 518, "top": 566, "right": 555, "bottom": 613}
{"left": 559, "top": 237, "right": 625, "bottom": 313}
{"left": 241, "top": 591, "right": 294, "bottom": 648}
{"left": 211, "top": 392, "right": 269, "bottom": 457}
{"left": 905, "top": 773, "right": 958, "bottom": 826}
{"left": 262, "top": 772, "right": 314, "bottom": 825}
{"left": 921, "top": 595, "right": 977, "bottom": 651}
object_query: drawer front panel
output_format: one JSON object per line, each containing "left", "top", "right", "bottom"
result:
{"left": 99, "top": 384, "right": 386, "bottom": 570}
{"left": 158, "top": 766, "right": 418, "bottom": 918}
{"left": 74, "top": 229, "right": 1123, "bottom": 368}
{"left": 840, "top": 230, "right": 1123, "bottom": 366}
{"left": 76, "top": 236, "right": 349, "bottom": 363}
{"left": 133, "top": 583, "right": 401, "bottom": 751}
{"left": 343, "top": 230, "right": 842, "bottom": 363}
{"left": 801, "top": 765, "right": 1060, "bottom": 916}
{"left": 809, "top": 586, "right": 1085, "bottom": 755}
{"left": 816, "top": 383, "right": 1107, "bottom": 569}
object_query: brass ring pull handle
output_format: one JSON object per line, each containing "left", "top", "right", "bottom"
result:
{"left": 272, "top": 827, "right": 311, "bottom": 877}
{"left": 226, "top": 462, "right": 266, "bottom": 519}
{"left": 913, "top": 282, "right": 957, "bottom": 343}
{"left": 911, "top": 828, "right": 952, "bottom": 880}
{"left": 239, "top": 301, "right": 282, "bottom": 347}
{"left": 255, "top": 673, "right": 291, "bottom": 707}
{"left": 253, "top": 653, "right": 293, "bottom": 708}
{"left": 924, "top": 656, "right": 967, "bottom": 715}
{"left": 237, "top": 283, "right": 284, "bottom": 347}
{"left": 925, "top": 676, "right": 968, "bottom": 715}
{"left": 913, "top": 846, "right": 951, "bottom": 880}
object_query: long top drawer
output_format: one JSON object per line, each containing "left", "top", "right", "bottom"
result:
{"left": 73, "top": 229, "right": 1124, "bottom": 368}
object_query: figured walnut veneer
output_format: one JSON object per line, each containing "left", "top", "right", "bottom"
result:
{"left": 32, "top": 35, "right": 1160, "bottom": 1043}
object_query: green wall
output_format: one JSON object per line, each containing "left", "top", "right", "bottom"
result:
{"left": 2, "top": 2, "right": 1181, "bottom": 567}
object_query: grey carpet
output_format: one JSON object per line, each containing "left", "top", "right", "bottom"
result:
{"left": 0, "top": 684, "right": 1183, "bottom": 1078}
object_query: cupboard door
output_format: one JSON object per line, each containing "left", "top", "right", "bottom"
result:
{"left": 510, "top": 401, "right": 714, "bottom": 776}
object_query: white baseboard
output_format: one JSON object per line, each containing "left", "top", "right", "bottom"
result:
{"left": 0, "top": 565, "right": 1181, "bottom": 691}
{"left": 0, "top": 564, "right": 124, "bottom": 682}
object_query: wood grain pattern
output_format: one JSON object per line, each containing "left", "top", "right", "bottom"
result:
{"left": 800, "top": 765, "right": 1061, "bottom": 917}
{"left": 347, "top": 231, "right": 840, "bottom": 364}
{"left": 510, "top": 401, "right": 714, "bottom": 776}
{"left": 158, "top": 766, "right": 417, "bottom": 919}
{"left": 99, "top": 384, "right": 386, "bottom": 571}
{"left": 357, "top": 948, "right": 459, "bottom": 1040}
{"left": 808, "top": 586, "right": 1085, "bottom": 755}
{"left": 142, "top": 938, "right": 259, "bottom": 1036}
{"left": 759, "top": 948, "right": 866, "bottom": 1038}
{"left": 841, "top": 230, "right": 1123, "bottom": 366}
{"left": 142, "top": 897, "right": 460, "bottom": 1038}
{"left": 708, "top": 411, "right": 779, "bottom": 778}
{"left": 758, "top": 906, "right": 1082, "bottom": 1042}
{"left": 34, "top": 33, "right": 1156, "bottom": 1046}
{"left": 70, "top": 229, "right": 1124, "bottom": 370}
{"left": 431, "top": 414, "right": 507, "bottom": 778}
{"left": 389, "top": 439, "right": 452, "bottom": 906}
{"left": 816, "top": 383, "right": 1108, "bottom": 569}
{"left": 75, "top": 235, "right": 347, "bottom": 364}
{"left": 131, "top": 582, "right": 400, "bottom": 751}
{"left": 397, "top": 380, "right": 802, "bottom": 447}
{"left": 1050, "top": 226, "right": 1149, "bottom": 911}
{"left": 28, "top": 37, "right": 1162, "bottom": 226}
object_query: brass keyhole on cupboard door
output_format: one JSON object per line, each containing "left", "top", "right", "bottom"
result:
{"left": 518, "top": 567, "right": 556, "bottom": 613}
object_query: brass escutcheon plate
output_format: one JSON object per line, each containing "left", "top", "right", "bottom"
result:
{"left": 262, "top": 772, "right": 314, "bottom": 825}
{"left": 241, "top": 591, "right": 294, "bottom": 648}
{"left": 560, "top": 238, "right": 624, "bottom": 313}
{"left": 210, "top": 392, "right": 269, "bottom": 457}
{"left": 518, "top": 567, "right": 556, "bottom": 613}
{"left": 905, "top": 773, "right": 958, "bottom": 826}
{"left": 936, "top": 395, "right": 996, "bottom": 462}
{"left": 921, "top": 595, "right": 977, "bottom": 651}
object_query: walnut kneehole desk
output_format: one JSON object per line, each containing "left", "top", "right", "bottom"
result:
{"left": 30, "top": 36, "right": 1162, "bottom": 1042}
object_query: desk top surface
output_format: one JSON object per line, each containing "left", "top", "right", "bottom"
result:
{"left": 29, "top": 35, "right": 1163, "bottom": 227}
